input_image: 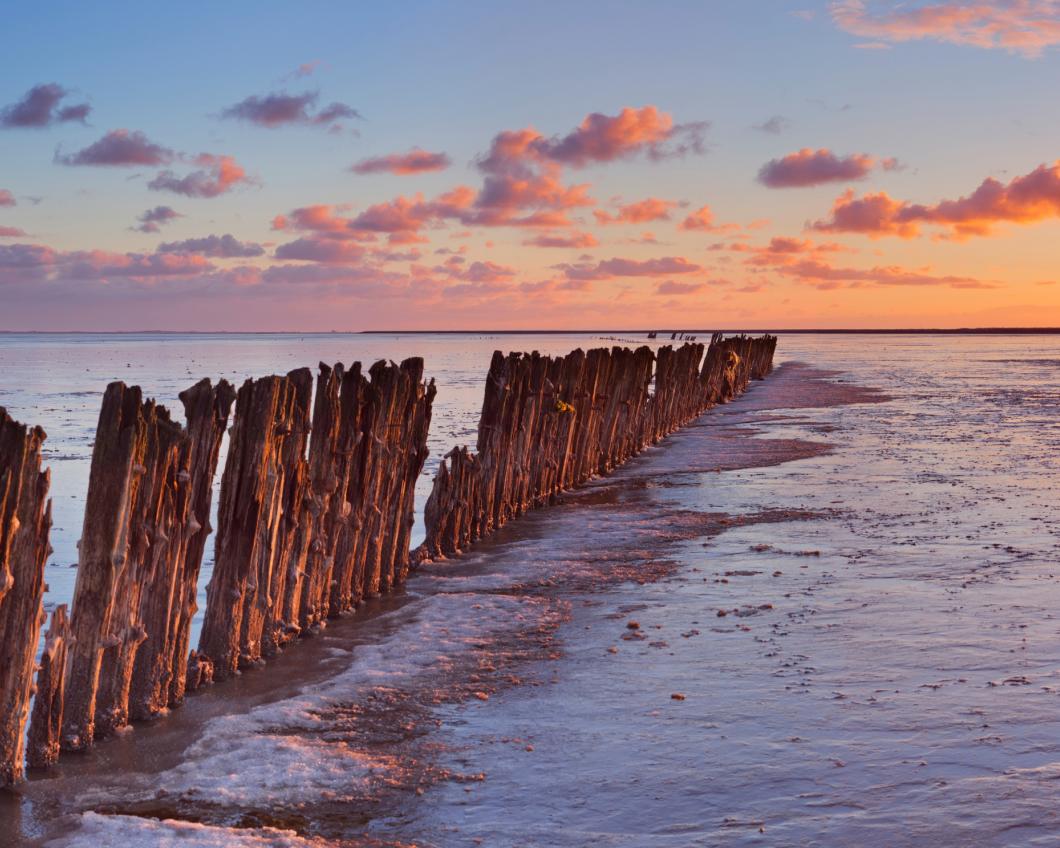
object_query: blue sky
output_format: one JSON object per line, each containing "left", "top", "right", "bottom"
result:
{"left": 2, "top": 1, "right": 1060, "bottom": 329}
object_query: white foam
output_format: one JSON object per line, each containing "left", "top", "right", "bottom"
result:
{"left": 149, "top": 591, "right": 552, "bottom": 807}
{"left": 49, "top": 812, "right": 334, "bottom": 848}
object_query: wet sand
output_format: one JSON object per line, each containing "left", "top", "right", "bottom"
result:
{"left": 9, "top": 349, "right": 1060, "bottom": 847}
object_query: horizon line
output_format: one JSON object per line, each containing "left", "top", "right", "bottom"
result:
{"left": 2, "top": 327, "right": 1060, "bottom": 336}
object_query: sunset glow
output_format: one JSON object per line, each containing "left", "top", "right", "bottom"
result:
{"left": 2, "top": 1, "right": 1060, "bottom": 330}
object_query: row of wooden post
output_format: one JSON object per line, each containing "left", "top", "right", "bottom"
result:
{"left": 419, "top": 334, "right": 777, "bottom": 559}
{"left": 0, "top": 336, "right": 774, "bottom": 787}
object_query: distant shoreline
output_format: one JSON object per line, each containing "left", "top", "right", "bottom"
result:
{"left": 2, "top": 328, "right": 1060, "bottom": 336}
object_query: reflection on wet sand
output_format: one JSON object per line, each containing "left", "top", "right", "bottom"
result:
{"left": 9, "top": 333, "right": 1060, "bottom": 847}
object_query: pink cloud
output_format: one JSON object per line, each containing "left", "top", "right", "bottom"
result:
{"left": 269, "top": 107, "right": 706, "bottom": 244}
{"left": 274, "top": 237, "right": 368, "bottom": 264}
{"left": 656, "top": 279, "right": 706, "bottom": 295}
{"left": 758, "top": 148, "right": 880, "bottom": 188}
{"left": 351, "top": 149, "right": 452, "bottom": 175}
{"left": 469, "top": 107, "right": 704, "bottom": 228}
{"left": 0, "top": 243, "right": 215, "bottom": 286}
{"left": 733, "top": 232, "right": 998, "bottom": 290}
{"left": 677, "top": 205, "right": 741, "bottom": 234}
{"left": 0, "top": 226, "right": 26, "bottom": 237}
{"left": 158, "top": 234, "right": 264, "bottom": 258}
{"left": 561, "top": 255, "right": 702, "bottom": 280}
{"left": 220, "top": 91, "right": 361, "bottom": 130}
{"left": 812, "top": 160, "right": 1060, "bottom": 238}
{"left": 0, "top": 189, "right": 14, "bottom": 207}
{"left": 594, "top": 198, "right": 679, "bottom": 225}
{"left": 57, "top": 129, "right": 175, "bottom": 166}
{"left": 149, "top": 154, "right": 251, "bottom": 198}
{"left": 0, "top": 83, "right": 90, "bottom": 128}
{"left": 434, "top": 259, "right": 516, "bottom": 283}
{"left": 777, "top": 257, "right": 998, "bottom": 289}
{"left": 530, "top": 106, "right": 708, "bottom": 166}
{"left": 348, "top": 195, "right": 438, "bottom": 233}
{"left": 271, "top": 205, "right": 363, "bottom": 236}
{"left": 731, "top": 237, "right": 851, "bottom": 273}
{"left": 679, "top": 205, "right": 718, "bottom": 231}
{"left": 522, "top": 231, "right": 599, "bottom": 248}
{"left": 473, "top": 130, "right": 592, "bottom": 227}
{"left": 62, "top": 250, "right": 215, "bottom": 279}
{"left": 133, "top": 206, "right": 181, "bottom": 234}
{"left": 289, "top": 61, "right": 320, "bottom": 79}
{"left": 830, "top": 1, "right": 1060, "bottom": 58}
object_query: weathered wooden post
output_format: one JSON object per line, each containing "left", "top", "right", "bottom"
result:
{"left": 27, "top": 605, "right": 69, "bottom": 769}
{"left": 62, "top": 382, "right": 145, "bottom": 753}
{"left": 420, "top": 338, "right": 776, "bottom": 564}
{"left": 92, "top": 400, "right": 188, "bottom": 739}
{"left": 0, "top": 409, "right": 51, "bottom": 786}
{"left": 198, "top": 368, "right": 312, "bottom": 681}
{"left": 129, "top": 379, "right": 235, "bottom": 715}
{"left": 160, "top": 379, "right": 235, "bottom": 706}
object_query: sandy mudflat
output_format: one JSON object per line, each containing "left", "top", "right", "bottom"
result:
{"left": 11, "top": 347, "right": 1060, "bottom": 847}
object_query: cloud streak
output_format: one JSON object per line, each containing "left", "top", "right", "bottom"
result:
{"left": 560, "top": 255, "right": 702, "bottom": 280}
{"left": 351, "top": 149, "right": 451, "bottom": 175}
{"left": 734, "top": 233, "right": 998, "bottom": 289}
{"left": 158, "top": 234, "right": 264, "bottom": 258}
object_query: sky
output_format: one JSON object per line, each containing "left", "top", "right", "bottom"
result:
{"left": 2, "top": 0, "right": 1060, "bottom": 331}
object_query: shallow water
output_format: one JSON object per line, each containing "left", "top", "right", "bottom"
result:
{"left": 0, "top": 331, "right": 649, "bottom": 645}
{"left": 4, "top": 333, "right": 1060, "bottom": 847}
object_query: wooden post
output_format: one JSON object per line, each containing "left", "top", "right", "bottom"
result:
{"left": 92, "top": 400, "right": 188, "bottom": 739}
{"left": 27, "top": 605, "right": 69, "bottom": 770}
{"left": 162, "top": 379, "right": 235, "bottom": 704}
{"left": 62, "top": 382, "right": 144, "bottom": 753}
{"left": 131, "top": 379, "right": 235, "bottom": 712}
{"left": 0, "top": 409, "right": 51, "bottom": 786}
{"left": 198, "top": 369, "right": 312, "bottom": 681}
{"left": 420, "top": 337, "right": 776, "bottom": 563}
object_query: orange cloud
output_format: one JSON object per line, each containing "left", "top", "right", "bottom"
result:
{"left": 594, "top": 198, "right": 679, "bottom": 225}
{"left": 830, "top": 1, "right": 1060, "bottom": 58}
{"left": 149, "top": 154, "right": 252, "bottom": 198}
{"left": 679, "top": 205, "right": 717, "bottom": 231}
{"left": 678, "top": 205, "right": 741, "bottom": 234}
{"left": 272, "top": 204, "right": 359, "bottom": 234}
{"left": 812, "top": 160, "right": 1060, "bottom": 238}
{"left": 541, "top": 106, "right": 706, "bottom": 165}
{"left": 470, "top": 106, "right": 705, "bottom": 227}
